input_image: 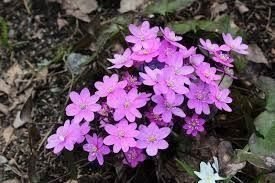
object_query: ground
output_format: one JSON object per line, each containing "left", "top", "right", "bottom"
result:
{"left": 0, "top": 0, "right": 274, "bottom": 183}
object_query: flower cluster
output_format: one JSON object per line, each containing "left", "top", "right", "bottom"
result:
{"left": 46, "top": 21, "right": 247, "bottom": 167}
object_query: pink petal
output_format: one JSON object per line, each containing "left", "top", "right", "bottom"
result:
{"left": 103, "top": 136, "right": 117, "bottom": 146}
{"left": 88, "top": 154, "right": 96, "bottom": 162}
{"left": 66, "top": 104, "right": 81, "bottom": 116}
{"left": 104, "top": 125, "right": 117, "bottom": 135}
{"left": 80, "top": 88, "right": 90, "bottom": 100}
{"left": 96, "top": 154, "right": 104, "bottom": 165}
{"left": 114, "top": 108, "right": 126, "bottom": 121}
{"left": 69, "top": 91, "right": 82, "bottom": 105}
{"left": 146, "top": 145, "right": 158, "bottom": 156}
{"left": 156, "top": 140, "right": 169, "bottom": 150}
{"left": 172, "top": 107, "right": 186, "bottom": 118}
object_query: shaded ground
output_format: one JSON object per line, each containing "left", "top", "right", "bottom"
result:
{"left": 0, "top": 0, "right": 274, "bottom": 182}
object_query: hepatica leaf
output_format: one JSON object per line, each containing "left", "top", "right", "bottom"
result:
{"left": 169, "top": 16, "right": 239, "bottom": 35}
{"left": 146, "top": 0, "right": 195, "bottom": 15}
{"left": 249, "top": 111, "right": 275, "bottom": 156}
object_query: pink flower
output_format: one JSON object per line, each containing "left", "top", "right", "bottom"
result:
{"left": 83, "top": 134, "right": 110, "bottom": 165}
{"left": 66, "top": 88, "right": 101, "bottom": 123}
{"left": 139, "top": 66, "right": 161, "bottom": 86}
{"left": 103, "top": 119, "right": 139, "bottom": 153}
{"left": 98, "top": 102, "right": 112, "bottom": 117}
{"left": 185, "top": 82, "right": 214, "bottom": 115}
{"left": 189, "top": 54, "right": 205, "bottom": 66}
{"left": 161, "top": 27, "right": 182, "bottom": 47}
{"left": 183, "top": 114, "right": 205, "bottom": 136}
{"left": 210, "top": 85, "right": 232, "bottom": 112}
{"left": 94, "top": 74, "right": 127, "bottom": 98}
{"left": 122, "top": 72, "right": 141, "bottom": 90}
{"left": 195, "top": 62, "right": 221, "bottom": 84}
{"left": 136, "top": 123, "right": 171, "bottom": 156}
{"left": 222, "top": 33, "right": 248, "bottom": 54}
{"left": 199, "top": 38, "right": 220, "bottom": 53}
{"left": 131, "top": 39, "right": 160, "bottom": 62}
{"left": 145, "top": 108, "right": 168, "bottom": 127}
{"left": 156, "top": 67, "right": 189, "bottom": 95}
{"left": 126, "top": 21, "right": 159, "bottom": 51}
{"left": 123, "top": 147, "right": 146, "bottom": 168}
{"left": 152, "top": 92, "right": 185, "bottom": 123}
{"left": 212, "top": 52, "right": 234, "bottom": 67}
{"left": 158, "top": 40, "right": 177, "bottom": 63}
{"left": 167, "top": 52, "right": 194, "bottom": 85}
{"left": 179, "top": 46, "right": 197, "bottom": 58}
{"left": 107, "top": 88, "right": 149, "bottom": 122}
{"left": 46, "top": 120, "right": 80, "bottom": 154}
{"left": 76, "top": 122, "right": 91, "bottom": 143}
{"left": 108, "top": 48, "right": 134, "bottom": 69}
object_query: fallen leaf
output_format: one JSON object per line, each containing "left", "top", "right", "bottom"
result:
{"left": 119, "top": 0, "right": 147, "bottom": 13}
{"left": 54, "top": 0, "right": 98, "bottom": 22}
{"left": 20, "top": 93, "right": 33, "bottom": 123}
{"left": 0, "top": 79, "right": 11, "bottom": 94}
{"left": 75, "top": 0, "right": 98, "bottom": 14}
{"left": 0, "top": 155, "right": 8, "bottom": 165}
{"left": 235, "top": 0, "right": 249, "bottom": 14}
{"left": 0, "top": 103, "right": 9, "bottom": 115}
{"left": 3, "top": 126, "right": 14, "bottom": 143}
{"left": 210, "top": 2, "right": 228, "bottom": 18}
{"left": 13, "top": 111, "right": 25, "bottom": 129}
{"left": 57, "top": 18, "right": 69, "bottom": 30}
{"left": 246, "top": 44, "right": 268, "bottom": 65}
{"left": 2, "top": 179, "right": 20, "bottom": 183}
{"left": 5, "top": 63, "right": 24, "bottom": 85}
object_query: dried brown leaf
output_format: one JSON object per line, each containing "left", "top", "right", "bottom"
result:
{"left": 246, "top": 44, "right": 268, "bottom": 65}
{"left": 2, "top": 179, "right": 20, "bottom": 183}
{"left": 235, "top": 0, "right": 249, "bottom": 14}
{"left": 0, "top": 103, "right": 9, "bottom": 115}
{"left": 3, "top": 126, "right": 14, "bottom": 143}
{"left": 210, "top": 2, "right": 228, "bottom": 18}
{"left": 119, "top": 0, "right": 147, "bottom": 13}
{"left": 57, "top": 18, "right": 69, "bottom": 30}
{"left": 0, "top": 79, "right": 11, "bottom": 94}
{"left": 5, "top": 63, "right": 24, "bottom": 85}
{"left": 58, "top": 0, "right": 98, "bottom": 22}
{"left": 13, "top": 111, "right": 25, "bottom": 129}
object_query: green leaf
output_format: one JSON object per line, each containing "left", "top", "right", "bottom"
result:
{"left": 233, "top": 55, "right": 248, "bottom": 73}
{"left": 96, "top": 24, "right": 120, "bottom": 54}
{"left": 249, "top": 111, "right": 275, "bottom": 156}
{"left": 255, "top": 76, "right": 275, "bottom": 112}
{"left": 0, "top": 16, "right": 9, "bottom": 48}
{"left": 169, "top": 16, "right": 239, "bottom": 35}
{"left": 175, "top": 158, "right": 196, "bottom": 177}
{"left": 235, "top": 149, "right": 270, "bottom": 169}
{"left": 146, "top": 0, "right": 195, "bottom": 15}
{"left": 254, "top": 111, "right": 275, "bottom": 136}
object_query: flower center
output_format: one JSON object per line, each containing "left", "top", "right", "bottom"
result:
{"left": 91, "top": 146, "right": 98, "bottom": 153}
{"left": 118, "top": 130, "right": 125, "bottom": 137}
{"left": 80, "top": 104, "right": 86, "bottom": 110}
{"left": 195, "top": 92, "right": 204, "bottom": 100}
{"left": 220, "top": 53, "right": 229, "bottom": 61}
{"left": 148, "top": 135, "right": 157, "bottom": 143}
{"left": 124, "top": 101, "right": 130, "bottom": 108}
{"left": 191, "top": 119, "right": 198, "bottom": 126}
{"left": 128, "top": 151, "right": 137, "bottom": 160}
{"left": 167, "top": 80, "right": 174, "bottom": 87}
